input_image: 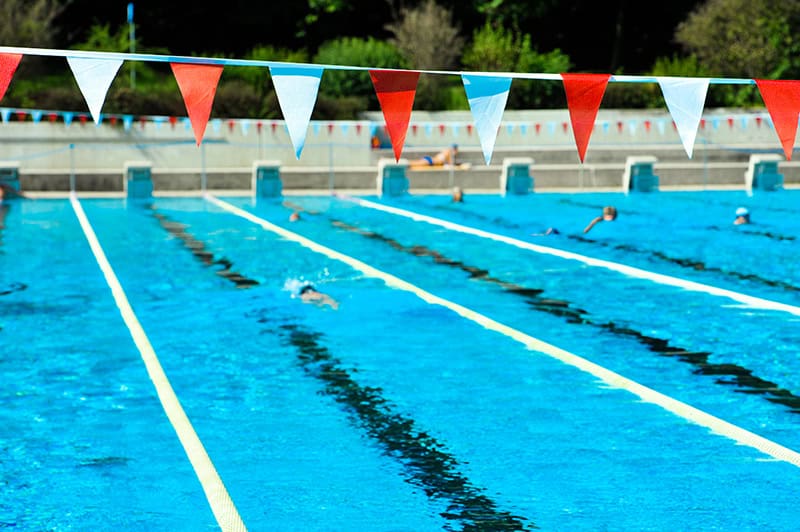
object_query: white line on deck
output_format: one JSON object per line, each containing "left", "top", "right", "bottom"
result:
{"left": 336, "top": 194, "right": 800, "bottom": 317}
{"left": 206, "top": 193, "right": 800, "bottom": 469}
{"left": 70, "top": 194, "right": 247, "bottom": 532}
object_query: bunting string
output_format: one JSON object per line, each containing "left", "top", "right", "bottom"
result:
{"left": 0, "top": 45, "right": 791, "bottom": 162}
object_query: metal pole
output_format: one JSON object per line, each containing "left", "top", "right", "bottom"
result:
{"left": 702, "top": 133, "right": 709, "bottom": 190}
{"left": 69, "top": 143, "right": 75, "bottom": 193}
{"left": 128, "top": 3, "right": 136, "bottom": 89}
{"left": 328, "top": 141, "right": 334, "bottom": 193}
{"left": 201, "top": 142, "right": 207, "bottom": 192}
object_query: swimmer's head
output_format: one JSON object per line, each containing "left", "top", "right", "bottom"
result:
{"left": 602, "top": 206, "right": 617, "bottom": 221}
{"left": 299, "top": 284, "right": 315, "bottom": 295}
{"left": 734, "top": 207, "right": 750, "bottom": 224}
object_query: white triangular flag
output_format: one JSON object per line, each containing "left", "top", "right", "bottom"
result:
{"left": 67, "top": 57, "right": 123, "bottom": 125}
{"left": 657, "top": 77, "right": 709, "bottom": 158}
{"left": 462, "top": 74, "right": 512, "bottom": 165}
{"left": 269, "top": 65, "right": 323, "bottom": 159}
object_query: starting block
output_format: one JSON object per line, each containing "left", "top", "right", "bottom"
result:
{"left": 252, "top": 160, "right": 283, "bottom": 198}
{"left": 745, "top": 154, "right": 783, "bottom": 193}
{"left": 124, "top": 161, "right": 153, "bottom": 199}
{"left": 622, "top": 156, "right": 659, "bottom": 193}
{"left": 377, "top": 158, "right": 409, "bottom": 197}
{"left": 500, "top": 157, "right": 534, "bottom": 195}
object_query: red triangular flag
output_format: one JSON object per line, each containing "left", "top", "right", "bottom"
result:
{"left": 370, "top": 69, "right": 419, "bottom": 161}
{"left": 170, "top": 62, "right": 223, "bottom": 145}
{"left": 561, "top": 73, "right": 610, "bottom": 162}
{"left": 755, "top": 79, "right": 800, "bottom": 160}
{"left": 0, "top": 53, "right": 23, "bottom": 103}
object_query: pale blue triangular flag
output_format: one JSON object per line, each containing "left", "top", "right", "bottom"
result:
{"left": 657, "top": 76, "right": 709, "bottom": 158}
{"left": 269, "top": 65, "right": 323, "bottom": 159}
{"left": 462, "top": 74, "right": 512, "bottom": 164}
{"left": 66, "top": 57, "right": 123, "bottom": 124}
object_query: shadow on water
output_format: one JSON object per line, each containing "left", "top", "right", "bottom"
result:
{"left": 150, "top": 208, "right": 258, "bottom": 289}
{"left": 149, "top": 204, "right": 535, "bottom": 530}
{"left": 277, "top": 323, "right": 533, "bottom": 530}
{"left": 568, "top": 234, "right": 800, "bottom": 292}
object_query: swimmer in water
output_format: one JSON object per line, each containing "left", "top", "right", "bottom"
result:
{"left": 297, "top": 283, "right": 339, "bottom": 309}
{"left": 583, "top": 205, "right": 617, "bottom": 234}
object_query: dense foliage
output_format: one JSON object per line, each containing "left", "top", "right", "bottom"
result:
{"left": 1, "top": 0, "right": 795, "bottom": 117}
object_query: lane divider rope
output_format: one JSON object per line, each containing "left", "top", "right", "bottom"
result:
{"left": 71, "top": 194, "right": 247, "bottom": 532}
{"left": 337, "top": 194, "right": 800, "bottom": 317}
{"left": 206, "top": 193, "right": 800, "bottom": 469}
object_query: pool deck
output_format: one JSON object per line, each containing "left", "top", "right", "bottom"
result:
{"left": 22, "top": 182, "right": 798, "bottom": 200}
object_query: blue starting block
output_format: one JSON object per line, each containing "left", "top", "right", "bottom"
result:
{"left": 377, "top": 158, "right": 409, "bottom": 197}
{"left": 500, "top": 157, "right": 534, "bottom": 195}
{"left": 123, "top": 161, "right": 153, "bottom": 199}
{"left": 252, "top": 160, "right": 283, "bottom": 198}
{"left": 622, "top": 156, "right": 659, "bottom": 193}
{"left": 0, "top": 161, "right": 21, "bottom": 194}
{"left": 745, "top": 154, "right": 783, "bottom": 193}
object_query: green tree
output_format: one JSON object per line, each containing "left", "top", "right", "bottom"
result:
{"left": 462, "top": 23, "right": 571, "bottom": 109}
{"left": 675, "top": 0, "right": 800, "bottom": 79}
{"left": 472, "top": 0, "right": 560, "bottom": 31}
{"left": 0, "top": 0, "right": 62, "bottom": 48}
{"left": 313, "top": 37, "right": 406, "bottom": 116}
{"left": 385, "top": 0, "right": 464, "bottom": 109}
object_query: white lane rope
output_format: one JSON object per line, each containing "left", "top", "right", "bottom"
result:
{"left": 206, "top": 193, "right": 800, "bottom": 469}
{"left": 336, "top": 194, "right": 800, "bottom": 317}
{"left": 70, "top": 194, "right": 247, "bottom": 532}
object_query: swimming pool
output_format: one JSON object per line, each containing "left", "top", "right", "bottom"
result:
{"left": 2, "top": 189, "right": 800, "bottom": 530}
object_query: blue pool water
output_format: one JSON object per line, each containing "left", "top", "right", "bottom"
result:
{"left": 2, "top": 189, "right": 800, "bottom": 530}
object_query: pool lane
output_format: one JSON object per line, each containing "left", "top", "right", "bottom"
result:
{"left": 16, "top": 197, "right": 800, "bottom": 530}
{"left": 338, "top": 194, "right": 800, "bottom": 315}
{"left": 71, "top": 196, "right": 246, "bottom": 531}
{"left": 320, "top": 217, "right": 800, "bottom": 414}
{"left": 80, "top": 198, "right": 454, "bottom": 531}
{"left": 210, "top": 195, "right": 800, "bottom": 462}
{"left": 397, "top": 191, "right": 800, "bottom": 304}
{"left": 0, "top": 199, "right": 217, "bottom": 530}
{"left": 281, "top": 200, "right": 800, "bottom": 412}
{"left": 147, "top": 201, "right": 528, "bottom": 530}
{"left": 278, "top": 193, "right": 800, "bottom": 442}
{"left": 201, "top": 195, "right": 800, "bottom": 531}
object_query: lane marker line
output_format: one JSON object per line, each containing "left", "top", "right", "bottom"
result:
{"left": 336, "top": 194, "right": 800, "bottom": 317}
{"left": 207, "top": 194, "right": 800, "bottom": 469}
{"left": 71, "top": 194, "right": 247, "bottom": 532}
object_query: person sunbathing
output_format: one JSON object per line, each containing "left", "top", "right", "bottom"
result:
{"left": 409, "top": 144, "right": 458, "bottom": 169}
